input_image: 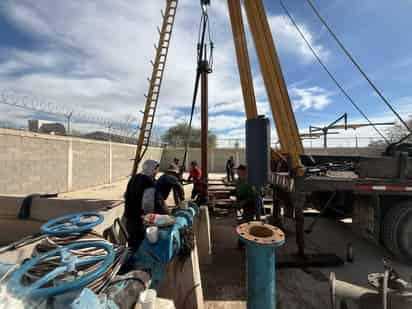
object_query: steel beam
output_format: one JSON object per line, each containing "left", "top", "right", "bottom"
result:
{"left": 227, "top": 0, "right": 258, "bottom": 119}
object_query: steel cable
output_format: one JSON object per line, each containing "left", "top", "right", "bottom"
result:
{"left": 279, "top": 0, "right": 389, "bottom": 144}
{"left": 303, "top": 0, "right": 411, "bottom": 134}
{"left": 23, "top": 232, "right": 130, "bottom": 294}
{"left": 182, "top": 2, "right": 214, "bottom": 170}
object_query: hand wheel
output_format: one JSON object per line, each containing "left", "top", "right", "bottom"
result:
{"left": 40, "top": 212, "right": 104, "bottom": 235}
{"left": 7, "top": 241, "right": 114, "bottom": 298}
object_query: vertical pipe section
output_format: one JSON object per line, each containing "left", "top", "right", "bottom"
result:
{"left": 227, "top": 0, "right": 258, "bottom": 120}
{"left": 243, "top": 0, "right": 303, "bottom": 173}
{"left": 237, "top": 222, "right": 285, "bottom": 309}
{"left": 200, "top": 61, "right": 209, "bottom": 201}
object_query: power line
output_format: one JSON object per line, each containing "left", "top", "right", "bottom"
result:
{"left": 279, "top": 0, "right": 389, "bottom": 144}
{"left": 303, "top": 0, "right": 411, "bottom": 134}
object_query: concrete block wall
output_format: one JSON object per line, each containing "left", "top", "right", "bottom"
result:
{"left": 0, "top": 129, "right": 68, "bottom": 194}
{"left": 0, "top": 129, "right": 162, "bottom": 195}
{"left": 160, "top": 148, "right": 246, "bottom": 173}
{"left": 71, "top": 139, "right": 111, "bottom": 191}
{"left": 112, "top": 143, "right": 135, "bottom": 181}
{"left": 161, "top": 146, "right": 384, "bottom": 173}
{"left": 0, "top": 127, "right": 385, "bottom": 194}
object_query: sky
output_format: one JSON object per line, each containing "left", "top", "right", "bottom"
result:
{"left": 0, "top": 0, "right": 411, "bottom": 146}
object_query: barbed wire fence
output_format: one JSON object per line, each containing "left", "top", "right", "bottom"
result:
{"left": 0, "top": 89, "right": 162, "bottom": 146}
{"left": 1, "top": 89, "right": 398, "bottom": 149}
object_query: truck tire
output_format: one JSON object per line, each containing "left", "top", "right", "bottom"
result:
{"left": 381, "top": 202, "right": 412, "bottom": 261}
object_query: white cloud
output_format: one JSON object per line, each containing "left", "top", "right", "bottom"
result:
{"left": 3, "top": 3, "right": 53, "bottom": 37}
{"left": 0, "top": 1, "right": 333, "bottom": 141}
{"left": 290, "top": 86, "right": 332, "bottom": 111}
{"left": 268, "top": 15, "right": 330, "bottom": 64}
{"left": 209, "top": 114, "right": 245, "bottom": 131}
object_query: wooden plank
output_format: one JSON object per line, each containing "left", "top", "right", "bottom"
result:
{"left": 196, "top": 206, "right": 212, "bottom": 265}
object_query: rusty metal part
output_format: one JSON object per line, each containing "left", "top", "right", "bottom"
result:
{"left": 237, "top": 221, "right": 284, "bottom": 245}
{"left": 200, "top": 59, "right": 209, "bottom": 202}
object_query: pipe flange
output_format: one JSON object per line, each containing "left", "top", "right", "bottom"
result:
{"left": 237, "top": 221, "right": 285, "bottom": 247}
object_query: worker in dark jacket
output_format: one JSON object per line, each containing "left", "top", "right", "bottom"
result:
{"left": 123, "top": 160, "right": 168, "bottom": 250}
{"left": 156, "top": 164, "right": 185, "bottom": 207}
{"left": 234, "top": 164, "right": 257, "bottom": 223}
{"left": 226, "top": 156, "right": 235, "bottom": 182}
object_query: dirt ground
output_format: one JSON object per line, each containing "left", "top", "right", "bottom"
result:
{"left": 61, "top": 174, "right": 412, "bottom": 309}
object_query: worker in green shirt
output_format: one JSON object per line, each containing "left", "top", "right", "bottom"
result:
{"left": 234, "top": 164, "right": 258, "bottom": 223}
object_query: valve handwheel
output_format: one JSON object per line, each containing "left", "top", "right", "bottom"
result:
{"left": 7, "top": 241, "right": 115, "bottom": 298}
{"left": 40, "top": 212, "right": 104, "bottom": 235}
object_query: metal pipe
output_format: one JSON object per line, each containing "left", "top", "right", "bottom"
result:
{"left": 133, "top": 202, "right": 199, "bottom": 287}
{"left": 237, "top": 222, "right": 285, "bottom": 309}
{"left": 200, "top": 59, "right": 209, "bottom": 201}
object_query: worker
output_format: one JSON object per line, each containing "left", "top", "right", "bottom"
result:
{"left": 187, "top": 160, "right": 202, "bottom": 200}
{"left": 234, "top": 164, "right": 257, "bottom": 223}
{"left": 123, "top": 159, "right": 168, "bottom": 250}
{"left": 226, "top": 155, "right": 235, "bottom": 182}
{"left": 173, "top": 157, "right": 185, "bottom": 180}
{"left": 156, "top": 164, "right": 185, "bottom": 207}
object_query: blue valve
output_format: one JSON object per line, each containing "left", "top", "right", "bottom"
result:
{"left": 40, "top": 212, "right": 104, "bottom": 235}
{"left": 7, "top": 241, "right": 115, "bottom": 298}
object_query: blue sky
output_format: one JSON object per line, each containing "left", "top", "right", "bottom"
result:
{"left": 0, "top": 0, "right": 411, "bottom": 146}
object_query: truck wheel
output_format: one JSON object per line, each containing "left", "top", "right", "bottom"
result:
{"left": 382, "top": 202, "right": 412, "bottom": 261}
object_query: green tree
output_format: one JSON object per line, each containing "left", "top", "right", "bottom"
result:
{"left": 162, "top": 123, "right": 217, "bottom": 148}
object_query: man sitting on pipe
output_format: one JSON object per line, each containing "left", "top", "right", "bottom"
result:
{"left": 234, "top": 165, "right": 258, "bottom": 223}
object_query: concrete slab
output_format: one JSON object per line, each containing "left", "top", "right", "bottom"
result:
{"left": 200, "top": 205, "right": 412, "bottom": 309}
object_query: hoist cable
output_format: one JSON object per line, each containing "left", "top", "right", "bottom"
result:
{"left": 182, "top": 4, "right": 213, "bottom": 170}
{"left": 280, "top": 0, "right": 389, "bottom": 144}
{"left": 304, "top": 0, "right": 411, "bottom": 134}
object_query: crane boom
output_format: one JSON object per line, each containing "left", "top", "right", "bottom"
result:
{"left": 227, "top": 0, "right": 258, "bottom": 120}
{"left": 228, "top": 0, "right": 304, "bottom": 174}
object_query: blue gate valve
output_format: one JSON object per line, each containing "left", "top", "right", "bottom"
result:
{"left": 7, "top": 241, "right": 115, "bottom": 298}
{"left": 132, "top": 202, "right": 199, "bottom": 287}
{"left": 40, "top": 212, "right": 104, "bottom": 235}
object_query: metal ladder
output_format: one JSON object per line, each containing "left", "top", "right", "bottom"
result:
{"left": 132, "top": 0, "right": 179, "bottom": 175}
